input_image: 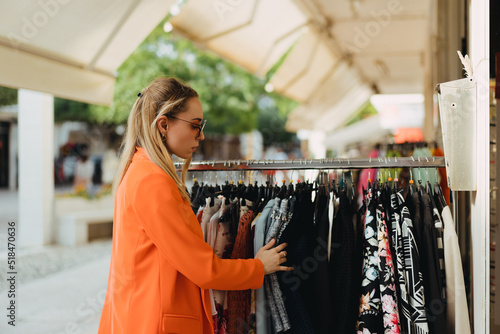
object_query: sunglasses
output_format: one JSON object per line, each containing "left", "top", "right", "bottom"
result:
{"left": 167, "top": 115, "right": 206, "bottom": 138}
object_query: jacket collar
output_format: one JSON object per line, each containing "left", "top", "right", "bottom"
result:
{"left": 133, "top": 146, "right": 149, "bottom": 161}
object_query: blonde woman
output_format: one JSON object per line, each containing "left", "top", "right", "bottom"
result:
{"left": 98, "top": 77, "right": 291, "bottom": 334}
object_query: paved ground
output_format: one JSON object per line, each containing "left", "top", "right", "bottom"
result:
{"left": 0, "top": 239, "right": 111, "bottom": 334}
{"left": 0, "top": 189, "right": 112, "bottom": 334}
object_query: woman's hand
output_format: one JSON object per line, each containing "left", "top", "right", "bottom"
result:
{"left": 255, "top": 239, "right": 294, "bottom": 275}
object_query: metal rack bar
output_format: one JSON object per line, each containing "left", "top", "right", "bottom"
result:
{"left": 175, "top": 156, "right": 446, "bottom": 171}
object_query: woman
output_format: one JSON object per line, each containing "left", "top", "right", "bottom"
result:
{"left": 98, "top": 77, "right": 292, "bottom": 334}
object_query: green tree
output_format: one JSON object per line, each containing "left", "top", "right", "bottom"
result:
{"left": 84, "top": 20, "right": 297, "bottom": 140}
{"left": 344, "top": 102, "right": 378, "bottom": 127}
{"left": 0, "top": 87, "right": 17, "bottom": 106}
{"left": 54, "top": 98, "right": 90, "bottom": 123}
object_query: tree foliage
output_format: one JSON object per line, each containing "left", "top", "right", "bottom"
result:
{"left": 344, "top": 102, "right": 378, "bottom": 127}
{"left": 0, "top": 87, "right": 17, "bottom": 106}
{"left": 54, "top": 98, "right": 90, "bottom": 123}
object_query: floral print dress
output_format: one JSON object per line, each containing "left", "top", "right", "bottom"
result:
{"left": 357, "top": 190, "right": 384, "bottom": 333}
{"left": 376, "top": 205, "right": 400, "bottom": 333}
{"left": 357, "top": 190, "right": 401, "bottom": 334}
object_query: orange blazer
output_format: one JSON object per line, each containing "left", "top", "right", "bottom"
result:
{"left": 98, "top": 147, "right": 265, "bottom": 334}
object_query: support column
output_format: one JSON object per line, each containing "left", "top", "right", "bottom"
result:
{"left": 18, "top": 89, "right": 54, "bottom": 247}
{"left": 428, "top": 0, "right": 465, "bottom": 142}
{"left": 469, "top": 0, "right": 490, "bottom": 332}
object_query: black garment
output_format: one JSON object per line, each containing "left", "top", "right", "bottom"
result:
{"left": 409, "top": 191, "right": 423, "bottom": 251}
{"left": 278, "top": 191, "right": 317, "bottom": 334}
{"left": 313, "top": 192, "right": 334, "bottom": 334}
{"left": 420, "top": 193, "right": 447, "bottom": 334}
{"left": 329, "top": 191, "right": 360, "bottom": 334}
{"left": 313, "top": 185, "right": 328, "bottom": 226}
{"left": 430, "top": 195, "right": 447, "bottom": 310}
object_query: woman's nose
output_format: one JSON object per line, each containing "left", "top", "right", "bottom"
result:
{"left": 198, "top": 130, "right": 205, "bottom": 141}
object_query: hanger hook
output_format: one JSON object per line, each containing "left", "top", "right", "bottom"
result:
{"left": 434, "top": 157, "right": 438, "bottom": 182}
{"left": 418, "top": 157, "right": 422, "bottom": 184}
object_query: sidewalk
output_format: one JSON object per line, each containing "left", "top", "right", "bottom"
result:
{"left": 0, "top": 188, "right": 113, "bottom": 333}
{"left": 0, "top": 239, "right": 111, "bottom": 334}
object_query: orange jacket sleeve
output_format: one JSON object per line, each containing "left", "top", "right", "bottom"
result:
{"left": 131, "top": 170, "right": 265, "bottom": 291}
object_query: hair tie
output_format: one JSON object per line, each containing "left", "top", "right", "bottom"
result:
{"left": 137, "top": 92, "right": 143, "bottom": 97}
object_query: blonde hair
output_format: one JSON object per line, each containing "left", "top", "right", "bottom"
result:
{"left": 113, "top": 77, "right": 199, "bottom": 203}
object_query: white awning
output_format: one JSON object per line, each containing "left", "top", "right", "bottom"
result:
{"left": 170, "top": 0, "right": 430, "bottom": 133}
{"left": 285, "top": 62, "right": 373, "bottom": 131}
{"left": 170, "top": 0, "right": 308, "bottom": 77}
{"left": 0, "top": 0, "right": 176, "bottom": 105}
{"left": 269, "top": 27, "right": 339, "bottom": 103}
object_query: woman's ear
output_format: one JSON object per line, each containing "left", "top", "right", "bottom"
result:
{"left": 156, "top": 115, "right": 169, "bottom": 135}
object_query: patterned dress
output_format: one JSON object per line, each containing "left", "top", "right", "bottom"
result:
{"left": 399, "top": 192, "right": 430, "bottom": 334}
{"left": 376, "top": 204, "right": 400, "bottom": 334}
{"left": 264, "top": 198, "right": 292, "bottom": 332}
{"left": 227, "top": 210, "right": 255, "bottom": 334}
{"left": 357, "top": 189, "right": 384, "bottom": 333}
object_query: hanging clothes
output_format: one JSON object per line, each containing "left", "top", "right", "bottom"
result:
{"left": 399, "top": 194, "right": 430, "bottom": 334}
{"left": 329, "top": 191, "right": 361, "bottom": 334}
{"left": 357, "top": 189, "right": 384, "bottom": 334}
{"left": 277, "top": 188, "right": 317, "bottom": 334}
{"left": 389, "top": 190, "right": 409, "bottom": 334}
{"left": 254, "top": 200, "right": 275, "bottom": 334}
{"left": 212, "top": 198, "right": 238, "bottom": 334}
{"left": 411, "top": 147, "right": 439, "bottom": 187}
{"left": 185, "top": 164, "right": 470, "bottom": 334}
{"left": 201, "top": 197, "right": 222, "bottom": 240}
{"left": 376, "top": 202, "right": 401, "bottom": 334}
{"left": 441, "top": 206, "right": 471, "bottom": 334}
{"left": 314, "top": 191, "right": 334, "bottom": 334}
{"left": 264, "top": 198, "right": 292, "bottom": 333}
{"left": 408, "top": 191, "right": 423, "bottom": 249}
{"left": 431, "top": 199, "right": 447, "bottom": 315}
{"left": 431, "top": 146, "right": 450, "bottom": 206}
{"left": 227, "top": 209, "right": 255, "bottom": 334}
{"left": 419, "top": 192, "right": 447, "bottom": 333}
{"left": 357, "top": 148, "right": 379, "bottom": 207}
{"left": 249, "top": 212, "right": 261, "bottom": 333}
{"left": 390, "top": 190, "right": 430, "bottom": 333}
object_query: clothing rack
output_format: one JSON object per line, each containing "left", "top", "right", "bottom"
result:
{"left": 175, "top": 156, "right": 446, "bottom": 171}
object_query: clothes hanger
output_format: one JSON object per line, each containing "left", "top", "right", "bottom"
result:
{"left": 417, "top": 158, "right": 425, "bottom": 198}
{"left": 408, "top": 173, "right": 415, "bottom": 196}
{"left": 286, "top": 170, "right": 295, "bottom": 198}
{"left": 350, "top": 170, "right": 356, "bottom": 207}
{"left": 432, "top": 162, "right": 447, "bottom": 209}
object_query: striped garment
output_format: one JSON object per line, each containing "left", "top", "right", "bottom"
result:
{"left": 391, "top": 191, "right": 430, "bottom": 334}
{"left": 399, "top": 191, "right": 430, "bottom": 334}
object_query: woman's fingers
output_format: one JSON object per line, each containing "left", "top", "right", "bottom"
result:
{"left": 274, "top": 242, "right": 288, "bottom": 252}
{"left": 278, "top": 265, "right": 294, "bottom": 272}
{"left": 262, "top": 238, "right": 276, "bottom": 250}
